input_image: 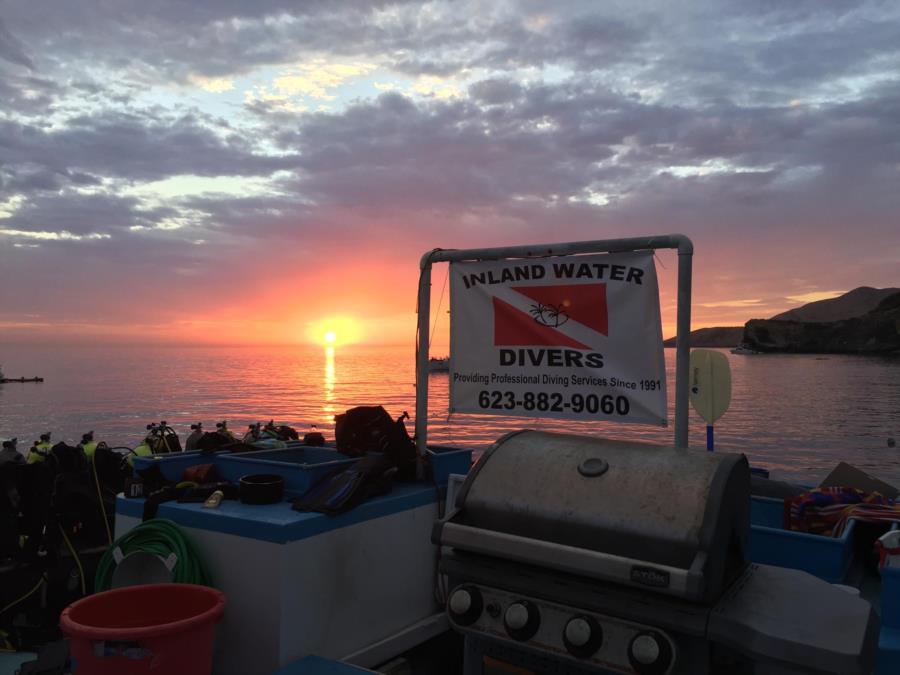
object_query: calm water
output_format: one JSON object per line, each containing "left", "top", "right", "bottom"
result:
{"left": 1, "top": 344, "right": 899, "bottom": 485}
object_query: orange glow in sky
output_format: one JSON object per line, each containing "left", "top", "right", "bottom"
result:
{"left": 0, "top": 248, "right": 871, "bottom": 348}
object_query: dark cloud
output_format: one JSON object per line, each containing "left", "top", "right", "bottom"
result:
{"left": 0, "top": 110, "right": 298, "bottom": 199}
{"left": 2, "top": 190, "right": 176, "bottom": 236}
{"left": 0, "top": 70, "right": 60, "bottom": 116}
{"left": 469, "top": 79, "right": 523, "bottom": 106}
{"left": 1, "top": 1, "right": 423, "bottom": 81}
{"left": 0, "top": 18, "right": 33, "bottom": 69}
{"left": 0, "top": 1, "right": 649, "bottom": 83}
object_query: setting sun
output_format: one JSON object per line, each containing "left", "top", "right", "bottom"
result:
{"left": 305, "top": 316, "right": 363, "bottom": 346}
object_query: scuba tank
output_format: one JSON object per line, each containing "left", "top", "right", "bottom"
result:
{"left": 263, "top": 420, "right": 299, "bottom": 441}
{"left": 1, "top": 437, "right": 24, "bottom": 464}
{"left": 193, "top": 421, "right": 238, "bottom": 453}
{"left": 135, "top": 421, "right": 183, "bottom": 458}
{"left": 132, "top": 423, "right": 159, "bottom": 460}
{"left": 263, "top": 420, "right": 280, "bottom": 439}
{"left": 243, "top": 422, "right": 262, "bottom": 444}
{"left": 215, "top": 420, "right": 236, "bottom": 441}
{"left": 27, "top": 432, "right": 53, "bottom": 464}
{"left": 185, "top": 423, "right": 204, "bottom": 452}
{"left": 77, "top": 431, "right": 99, "bottom": 459}
{"left": 245, "top": 422, "right": 281, "bottom": 448}
{"left": 246, "top": 421, "right": 296, "bottom": 449}
{"left": 303, "top": 425, "right": 326, "bottom": 446}
{"left": 132, "top": 436, "right": 153, "bottom": 461}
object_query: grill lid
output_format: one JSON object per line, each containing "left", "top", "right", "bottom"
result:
{"left": 434, "top": 430, "right": 750, "bottom": 603}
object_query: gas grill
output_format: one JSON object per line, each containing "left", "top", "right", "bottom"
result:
{"left": 434, "top": 431, "right": 880, "bottom": 675}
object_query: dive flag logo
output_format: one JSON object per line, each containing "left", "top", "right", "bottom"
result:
{"left": 493, "top": 284, "right": 608, "bottom": 349}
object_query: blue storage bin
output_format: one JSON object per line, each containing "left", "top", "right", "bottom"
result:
{"left": 749, "top": 495, "right": 856, "bottom": 583}
{"left": 882, "top": 567, "right": 900, "bottom": 629}
{"left": 750, "top": 494, "right": 784, "bottom": 528}
{"left": 216, "top": 446, "right": 357, "bottom": 496}
{"left": 878, "top": 524, "right": 900, "bottom": 674}
{"left": 427, "top": 445, "right": 473, "bottom": 485}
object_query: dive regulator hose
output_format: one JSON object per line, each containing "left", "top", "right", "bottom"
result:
{"left": 94, "top": 519, "right": 212, "bottom": 591}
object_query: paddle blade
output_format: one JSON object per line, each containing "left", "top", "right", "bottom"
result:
{"left": 689, "top": 349, "right": 732, "bottom": 424}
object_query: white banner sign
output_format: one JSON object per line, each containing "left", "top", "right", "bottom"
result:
{"left": 449, "top": 251, "right": 667, "bottom": 424}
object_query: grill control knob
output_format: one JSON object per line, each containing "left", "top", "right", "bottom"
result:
{"left": 449, "top": 589, "right": 472, "bottom": 615}
{"left": 504, "top": 600, "right": 539, "bottom": 641}
{"left": 628, "top": 631, "right": 673, "bottom": 675}
{"left": 563, "top": 615, "right": 603, "bottom": 658}
{"left": 448, "top": 586, "right": 482, "bottom": 626}
{"left": 565, "top": 618, "right": 592, "bottom": 646}
{"left": 505, "top": 604, "right": 529, "bottom": 630}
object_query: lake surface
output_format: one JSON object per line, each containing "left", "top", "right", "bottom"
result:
{"left": 1, "top": 343, "right": 899, "bottom": 485}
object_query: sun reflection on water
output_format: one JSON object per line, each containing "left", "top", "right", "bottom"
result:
{"left": 322, "top": 345, "right": 335, "bottom": 424}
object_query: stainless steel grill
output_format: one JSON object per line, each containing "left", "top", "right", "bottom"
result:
{"left": 434, "top": 431, "right": 879, "bottom": 675}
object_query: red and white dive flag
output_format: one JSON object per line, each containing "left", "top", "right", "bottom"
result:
{"left": 449, "top": 251, "right": 667, "bottom": 424}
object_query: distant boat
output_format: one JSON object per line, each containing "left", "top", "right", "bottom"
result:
{"left": 730, "top": 344, "right": 759, "bottom": 355}
{"left": 0, "top": 364, "right": 44, "bottom": 383}
{"left": 428, "top": 357, "right": 450, "bottom": 372}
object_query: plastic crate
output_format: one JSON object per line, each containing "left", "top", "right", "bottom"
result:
{"left": 749, "top": 495, "right": 856, "bottom": 583}
{"left": 427, "top": 446, "right": 473, "bottom": 485}
{"left": 131, "top": 450, "right": 230, "bottom": 483}
{"left": 130, "top": 444, "right": 355, "bottom": 497}
{"left": 216, "top": 446, "right": 357, "bottom": 495}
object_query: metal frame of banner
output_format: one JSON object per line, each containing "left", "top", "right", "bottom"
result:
{"left": 415, "top": 234, "right": 694, "bottom": 453}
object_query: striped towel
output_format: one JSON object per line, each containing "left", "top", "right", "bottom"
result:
{"left": 787, "top": 487, "right": 900, "bottom": 537}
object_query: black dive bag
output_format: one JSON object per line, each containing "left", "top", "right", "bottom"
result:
{"left": 334, "top": 406, "right": 417, "bottom": 480}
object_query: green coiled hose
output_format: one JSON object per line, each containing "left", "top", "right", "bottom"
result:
{"left": 94, "top": 519, "right": 212, "bottom": 592}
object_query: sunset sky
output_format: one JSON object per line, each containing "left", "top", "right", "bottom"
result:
{"left": 1, "top": 1, "right": 898, "bottom": 347}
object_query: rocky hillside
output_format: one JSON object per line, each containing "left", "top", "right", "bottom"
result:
{"left": 771, "top": 286, "right": 900, "bottom": 322}
{"left": 744, "top": 291, "right": 900, "bottom": 354}
{"left": 662, "top": 287, "right": 900, "bottom": 351}
{"left": 663, "top": 326, "right": 744, "bottom": 348}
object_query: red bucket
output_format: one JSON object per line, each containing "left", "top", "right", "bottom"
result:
{"left": 61, "top": 583, "right": 225, "bottom": 675}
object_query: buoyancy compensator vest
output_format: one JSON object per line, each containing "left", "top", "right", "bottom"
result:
{"left": 185, "top": 424, "right": 204, "bottom": 452}
{"left": 27, "top": 433, "right": 53, "bottom": 464}
{"left": 78, "top": 431, "right": 98, "bottom": 459}
{"left": 334, "top": 406, "right": 418, "bottom": 480}
{"left": 143, "top": 422, "right": 183, "bottom": 454}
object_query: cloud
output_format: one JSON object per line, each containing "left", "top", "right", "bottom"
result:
{"left": 0, "top": 228, "right": 111, "bottom": 241}
{"left": 0, "top": 0, "right": 898, "bottom": 342}
{"left": 698, "top": 299, "right": 766, "bottom": 309}
{"left": 0, "top": 110, "right": 298, "bottom": 199}
{"left": 271, "top": 60, "right": 377, "bottom": 99}
{"left": 785, "top": 290, "right": 846, "bottom": 304}
{"left": 188, "top": 75, "right": 235, "bottom": 93}
{"left": 0, "top": 18, "right": 33, "bottom": 69}
{"left": 1, "top": 191, "right": 180, "bottom": 237}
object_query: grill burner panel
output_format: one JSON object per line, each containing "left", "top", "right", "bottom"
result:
{"left": 448, "top": 583, "right": 676, "bottom": 675}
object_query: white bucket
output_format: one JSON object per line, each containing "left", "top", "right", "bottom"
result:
{"left": 876, "top": 530, "right": 900, "bottom": 569}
